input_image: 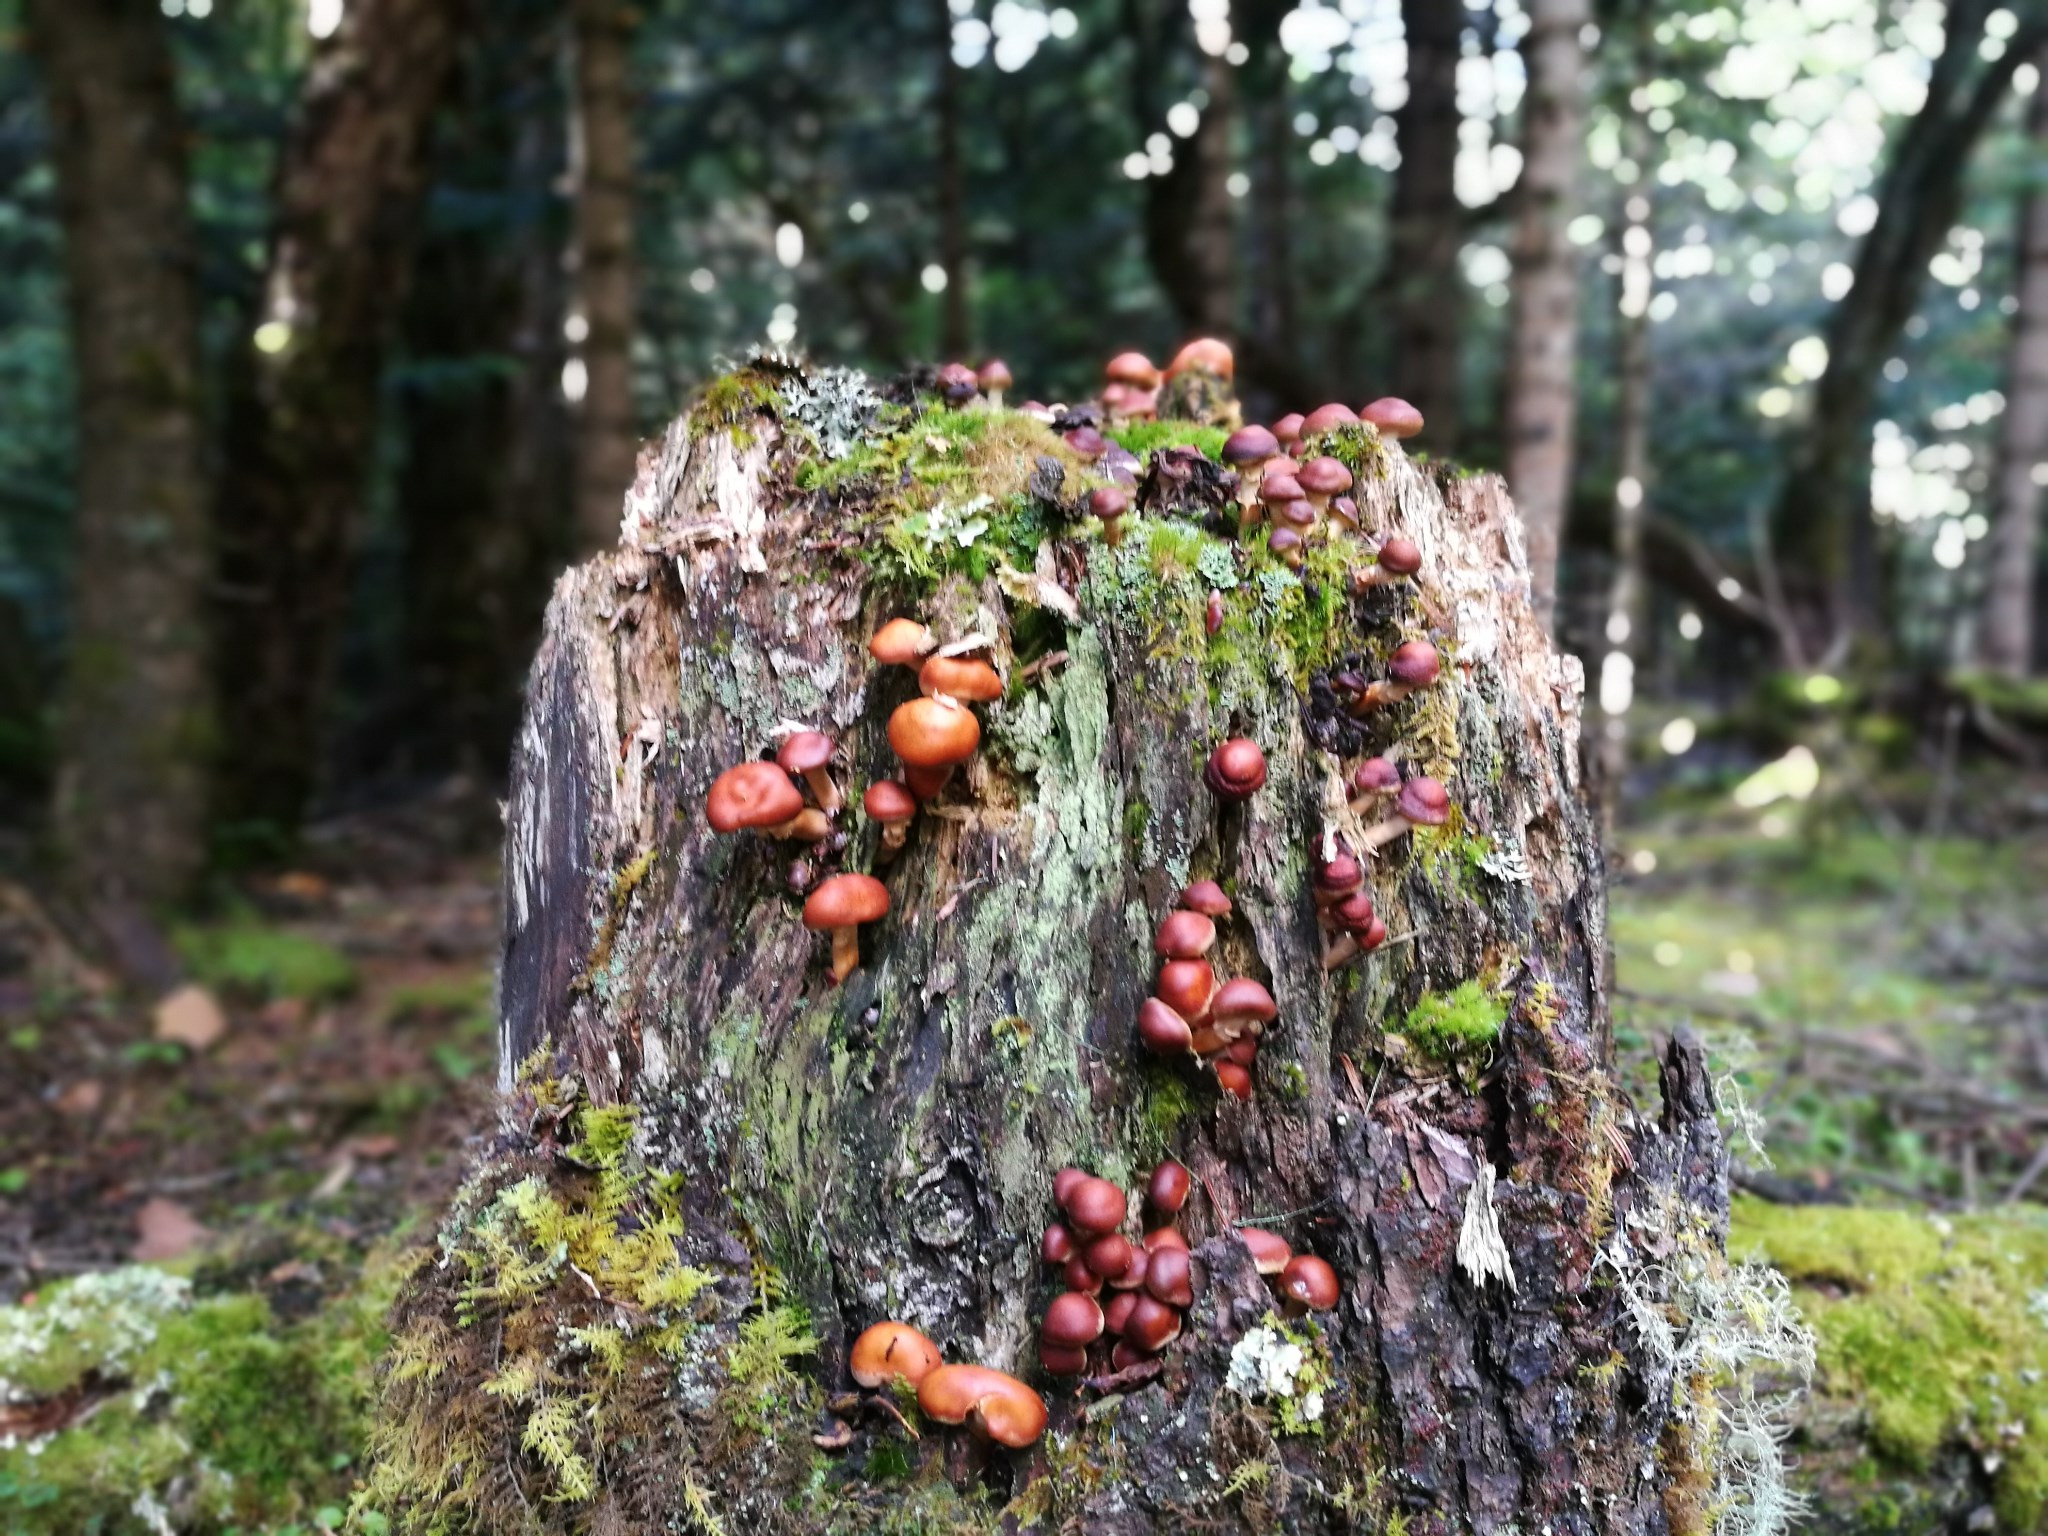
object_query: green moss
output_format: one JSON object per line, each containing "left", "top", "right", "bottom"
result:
{"left": 0, "top": 1249, "right": 404, "bottom": 1534}
{"left": 1731, "top": 1197, "right": 2048, "bottom": 1530}
{"left": 1301, "top": 423, "right": 1391, "bottom": 486}
{"left": 174, "top": 917, "right": 357, "bottom": 1002}
{"left": 1107, "top": 419, "right": 1228, "bottom": 461}
{"left": 1398, "top": 980, "right": 1506, "bottom": 1059}
{"left": 1133, "top": 1067, "right": 1197, "bottom": 1162}
{"left": 690, "top": 368, "right": 781, "bottom": 443}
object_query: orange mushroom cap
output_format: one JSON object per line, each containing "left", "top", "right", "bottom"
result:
{"left": 1104, "top": 351, "right": 1161, "bottom": 389}
{"left": 864, "top": 780, "right": 917, "bottom": 824}
{"left": 1154, "top": 909, "right": 1217, "bottom": 960}
{"left": 1361, "top": 396, "right": 1424, "bottom": 439}
{"left": 1236, "top": 1227, "right": 1292, "bottom": 1275}
{"left": 849, "top": 1321, "right": 942, "bottom": 1388}
{"left": 1042, "top": 1291, "right": 1106, "bottom": 1348}
{"left": 917, "top": 1364, "right": 1048, "bottom": 1448}
{"left": 887, "top": 696, "right": 981, "bottom": 768}
{"left": 776, "top": 731, "right": 834, "bottom": 778}
{"left": 870, "top": 617, "right": 938, "bottom": 667}
{"left": 918, "top": 654, "right": 1004, "bottom": 702}
{"left": 706, "top": 762, "right": 805, "bottom": 834}
{"left": 802, "top": 873, "right": 891, "bottom": 932}
{"left": 1062, "top": 1175, "right": 1127, "bottom": 1237}
{"left": 1165, "top": 337, "right": 1235, "bottom": 381}
{"left": 1280, "top": 1254, "right": 1340, "bottom": 1311}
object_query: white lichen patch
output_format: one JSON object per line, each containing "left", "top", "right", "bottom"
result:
{"left": 0, "top": 1266, "right": 191, "bottom": 1409}
{"left": 1225, "top": 1320, "right": 1331, "bottom": 1435}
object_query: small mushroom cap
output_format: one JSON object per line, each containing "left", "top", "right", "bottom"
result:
{"left": 1298, "top": 456, "right": 1353, "bottom": 496}
{"left": 1039, "top": 1340, "right": 1088, "bottom": 1376}
{"left": 1236, "top": 1227, "right": 1292, "bottom": 1275}
{"left": 1352, "top": 756, "right": 1401, "bottom": 793}
{"left": 1063, "top": 1176, "right": 1128, "bottom": 1237}
{"left": 1259, "top": 472, "right": 1303, "bottom": 504}
{"left": 1155, "top": 960, "right": 1216, "bottom": 1023}
{"left": 1215, "top": 1060, "right": 1253, "bottom": 1100}
{"left": 1144, "top": 1245, "right": 1195, "bottom": 1308}
{"left": 1361, "top": 396, "right": 1424, "bottom": 439}
{"left": 1146, "top": 1160, "right": 1191, "bottom": 1214}
{"left": 1041, "top": 1223, "right": 1077, "bottom": 1265}
{"left": 1271, "top": 499, "right": 1316, "bottom": 530}
{"left": 1313, "top": 853, "right": 1364, "bottom": 903}
{"left": 1267, "top": 528, "right": 1304, "bottom": 558}
{"left": 1087, "top": 486, "right": 1130, "bottom": 521}
{"left": 1110, "top": 1339, "right": 1148, "bottom": 1373}
{"left": 977, "top": 358, "right": 1013, "bottom": 391}
{"left": 776, "top": 730, "right": 835, "bottom": 776}
{"left": 1221, "top": 425, "right": 1280, "bottom": 466}
{"left": 1123, "top": 1293, "right": 1183, "bottom": 1353}
{"left": 802, "top": 873, "right": 890, "bottom": 932}
{"left": 1084, "top": 1232, "right": 1135, "bottom": 1280}
{"left": 1203, "top": 738, "right": 1267, "bottom": 801}
{"left": 706, "top": 762, "right": 805, "bottom": 833}
{"left": 1137, "top": 995, "right": 1195, "bottom": 1056}
{"left": 1395, "top": 776, "right": 1450, "bottom": 826}
{"left": 1330, "top": 495, "right": 1359, "bottom": 524}
{"left": 1272, "top": 413, "right": 1305, "bottom": 441}
{"left": 1109, "top": 1243, "right": 1149, "bottom": 1291}
{"left": 850, "top": 1321, "right": 943, "bottom": 1388}
{"left": 1301, "top": 402, "right": 1359, "bottom": 435}
{"left": 918, "top": 654, "right": 1004, "bottom": 702}
{"left": 864, "top": 780, "right": 918, "bottom": 824}
{"left": 1165, "top": 336, "right": 1235, "bottom": 380}
{"left": 1223, "top": 1036, "right": 1258, "bottom": 1066}
{"left": 1143, "top": 1225, "right": 1190, "bottom": 1255}
{"left": 1212, "top": 978, "right": 1278, "bottom": 1031}
{"left": 1154, "top": 909, "right": 1217, "bottom": 960}
{"left": 1042, "top": 1291, "right": 1106, "bottom": 1347}
{"left": 888, "top": 696, "right": 981, "bottom": 768}
{"left": 1263, "top": 454, "right": 1301, "bottom": 479}
{"left": 1363, "top": 914, "right": 1388, "bottom": 949}
{"left": 1332, "top": 890, "right": 1377, "bottom": 933}
{"left": 1063, "top": 425, "right": 1108, "bottom": 460}
{"left": 1063, "top": 1255, "right": 1104, "bottom": 1294}
{"left": 1177, "top": 879, "right": 1232, "bottom": 916}
{"left": 1387, "top": 639, "right": 1440, "bottom": 688}
{"left": 870, "top": 617, "right": 937, "bottom": 666}
{"left": 935, "top": 361, "right": 980, "bottom": 404}
{"left": 1376, "top": 536, "right": 1423, "bottom": 577}
{"left": 1104, "top": 351, "right": 1161, "bottom": 388}
{"left": 1052, "top": 1166, "right": 1089, "bottom": 1208}
{"left": 916, "top": 1364, "right": 1048, "bottom": 1448}
{"left": 1103, "top": 1290, "right": 1140, "bottom": 1336}
{"left": 1280, "top": 1253, "right": 1340, "bottom": 1311}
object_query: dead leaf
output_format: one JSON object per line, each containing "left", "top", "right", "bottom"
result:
{"left": 313, "top": 1154, "right": 356, "bottom": 1200}
{"left": 154, "top": 984, "right": 227, "bottom": 1051}
{"left": 132, "top": 1197, "right": 207, "bottom": 1262}
{"left": 53, "top": 1080, "right": 103, "bottom": 1117}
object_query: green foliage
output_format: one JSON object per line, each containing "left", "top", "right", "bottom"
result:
{"left": 174, "top": 917, "right": 357, "bottom": 1002}
{"left": 1399, "top": 980, "right": 1507, "bottom": 1059}
{"left": 724, "top": 1304, "right": 821, "bottom": 1434}
{"left": 1731, "top": 1198, "right": 2048, "bottom": 1531}
{"left": 1106, "top": 419, "right": 1227, "bottom": 460}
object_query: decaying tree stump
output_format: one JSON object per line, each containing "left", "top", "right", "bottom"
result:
{"left": 385, "top": 360, "right": 1752, "bottom": 1535}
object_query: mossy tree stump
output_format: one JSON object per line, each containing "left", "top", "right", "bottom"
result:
{"left": 406, "top": 362, "right": 1738, "bottom": 1534}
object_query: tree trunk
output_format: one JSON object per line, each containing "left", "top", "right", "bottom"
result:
{"left": 1981, "top": 54, "right": 2048, "bottom": 678}
{"left": 211, "top": 0, "right": 469, "bottom": 837}
{"left": 1504, "top": 0, "right": 1589, "bottom": 630}
{"left": 934, "top": 0, "right": 970, "bottom": 359}
{"left": 1389, "top": 0, "right": 1466, "bottom": 458}
{"left": 568, "top": 0, "right": 639, "bottom": 552}
{"left": 1769, "top": 2, "right": 2047, "bottom": 656}
{"left": 373, "top": 363, "right": 1754, "bottom": 1534}
{"left": 30, "top": 0, "right": 212, "bottom": 909}
{"left": 1142, "top": 44, "right": 1239, "bottom": 340}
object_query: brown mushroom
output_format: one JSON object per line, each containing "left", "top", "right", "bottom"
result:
{"left": 1039, "top": 1340, "right": 1088, "bottom": 1377}
{"left": 1164, "top": 337, "right": 1234, "bottom": 381}
{"left": 1350, "top": 535, "right": 1422, "bottom": 593}
{"left": 706, "top": 762, "right": 831, "bottom": 842}
{"left": 1300, "top": 402, "right": 1359, "bottom": 436}
{"left": 935, "top": 362, "right": 980, "bottom": 408}
{"left": 1221, "top": 426, "right": 1282, "bottom": 518}
{"left": 1203, "top": 738, "right": 1266, "bottom": 802}
{"left": 1103, "top": 1290, "right": 1140, "bottom": 1337}
{"left": 887, "top": 695, "right": 981, "bottom": 800}
{"left": 1146, "top": 1160, "right": 1191, "bottom": 1215}
{"left": 1177, "top": 880, "right": 1231, "bottom": 916}
{"left": 1312, "top": 851, "right": 1364, "bottom": 910}
{"left": 1137, "top": 995, "right": 1195, "bottom": 1057}
{"left": 1346, "top": 639, "right": 1441, "bottom": 715}
{"left": 918, "top": 654, "right": 1004, "bottom": 702}
{"left": 977, "top": 359, "right": 1013, "bottom": 409}
{"left": 870, "top": 617, "right": 938, "bottom": 668}
{"left": 803, "top": 873, "right": 891, "bottom": 983}
{"left": 1042, "top": 1292, "right": 1106, "bottom": 1349}
{"left": 1346, "top": 757, "right": 1401, "bottom": 816}
{"left": 1155, "top": 909, "right": 1217, "bottom": 960}
{"left": 1215, "top": 1060, "right": 1253, "bottom": 1100}
{"left": 1273, "top": 412, "right": 1305, "bottom": 445}
{"left": 1062, "top": 1176, "right": 1127, "bottom": 1237}
{"left": 1107, "top": 1243, "right": 1149, "bottom": 1292}
{"left": 917, "top": 1364, "right": 1047, "bottom": 1449}
{"left": 1280, "top": 1254, "right": 1340, "bottom": 1313}
{"left": 1121, "top": 1294, "right": 1183, "bottom": 1354}
{"left": 1297, "top": 456, "right": 1353, "bottom": 519}
{"left": 1063, "top": 1255, "right": 1104, "bottom": 1295}
{"left": 1042, "top": 1223, "right": 1078, "bottom": 1265}
{"left": 1142, "top": 1226, "right": 1190, "bottom": 1255}
{"left": 1361, "top": 396, "right": 1424, "bottom": 440}
{"left": 1358, "top": 774, "right": 1450, "bottom": 853}
{"left": 1105, "top": 351, "right": 1162, "bottom": 391}
{"left": 1051, "top": 1166, "right": 1089, "bottom": 1208}
{"left": 1211, "top": 978, "right": 1278, "bottom": 1041}
{"left": 1144, "top": 1245, "right": 1194, "bottom": 1308}
{"left": 850, "top": 1321, "right": 943, "bottom": 1388}
{"left": 1236, "top": 1227, "right": 1292, "bottom": 1275}
{"left": 1155, "top": 960, "right": 1216, "bottom": 1023}
{"left": 864, "top": 780, "right": 917, "bottom": 863}
{"left": 1267, "top": 526, "right": 1306, "bottom": 570}
{"left": 1088, "top": 486, "right": 1130, "bottom": 549}
{"left": 1084, "top": 1232, "right": 1135, "bottom": 1281}
{"left": 776, "top": 731, "right": 842, "bottom": 815}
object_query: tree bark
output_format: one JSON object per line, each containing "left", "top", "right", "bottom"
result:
{"left": 211, "top": 0, "right": 470, "bottom": 836}
{"left": 1981, "top": 54, "right": 2048, "bottom": 678}
{"left": 1504, "top": 0, "right": 1590, "bottom": 630}
{"left": 1389, "top": 0, "right": 1466, "bottom": 457}
{"left": 569, "top": 0, "right": 639, "bottom": 552}
{"left": 443, "top": 364, "right": 1742, "bottom": 1534}
{"left": 29, "top": 0, "right": 212, "bottom": 909}
{"left": 1769, "top": 2, "right": 2048, "bottom": 655}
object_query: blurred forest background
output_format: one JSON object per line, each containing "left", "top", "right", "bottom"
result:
{"left": 3, "top": 0, "right": 2048, "bottom": 1530}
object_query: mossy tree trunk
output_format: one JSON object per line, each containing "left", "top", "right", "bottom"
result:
{"left": 466, "top": 364, "right": 1734, "bottom": 1535}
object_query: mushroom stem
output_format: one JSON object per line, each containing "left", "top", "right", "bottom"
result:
{"left": 1348, "top": 567, "right": 1401, "bottom": 594}
{"left": 800, "top": 767, "right": 843, "bottom": 815}
{"left": 904, "top": 764, "right": 953, "bottom": 801}
{"left": 877, "top": 821, "right": 910, "bottom": 862}
{"left": 1346, "top": 791, "right": 1391, "bottom": 817}
{"left": 769, "top": 807, "right": 835, "bottom": 842}
{"left": 828, "top": 925, "right": 862, "bottom": 984}
{"left": 1356, "top": 813, "right": 1419, "bottom": 853}
{"left": 1321, "top": 934, "right": 1361, "bottom": 971}
{"left": 1344, "top": 680, "right": 1420, "bottom": 715}
{"left": 984, "top": 388, "right": 1003, "bottom": 411}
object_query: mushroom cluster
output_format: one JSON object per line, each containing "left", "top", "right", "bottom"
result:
{"left": 1312, "top": 847, "right": 1386, "bottom": 972}
{"left": 1136, "top": 881, "right": 1279, "bottom": 1101}
{"left": 870, "top": 617, "right": 1000, "bottom": 807}
{"left": 1037, "top": 1161, "right": 1198, "bottom": 1377}
{"left": 1232, "top": 1227, "right": 1341, "bottom": 1317}
{"left": 844, "top": 1320, "right": 1046, "bottom": 1449}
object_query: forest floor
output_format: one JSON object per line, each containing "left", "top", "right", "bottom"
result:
{"left": 1, "top": 768, "right": 2046, "bottom": 1531}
